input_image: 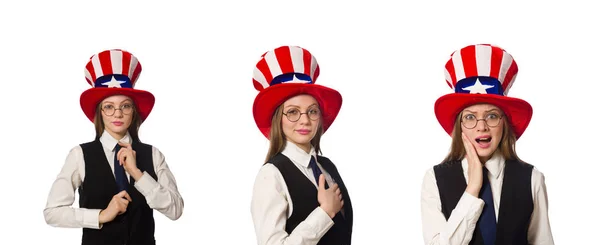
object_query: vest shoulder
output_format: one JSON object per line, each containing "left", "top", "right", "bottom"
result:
{"left": 133, "top": 141, "right": 153, "bottom": 148}
{"left": 316, "top": 155, "right": 337, "bottom": 170}
{"left": 433, "top": 160, "right": 461, "bottom": 171}
{"left": 506, "top": 159, "right": 534, "bottom": 171}
{"left": 266, "top": 153, "right": 290, "bottom": 167}
{"left": 79, "top": 140, "right": 99, "bottom": 149}
{"left": 316, "top": 155, "right": 332, "bottom": 163}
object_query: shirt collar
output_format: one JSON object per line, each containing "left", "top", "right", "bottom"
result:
{"left": 99, "top": 130, "right": 132, "bottom": 152}
{"left": 281, "top": 141, "right": 316, "bottom": 168}
{"left": 461, "top": 151, "right": 505, "bottom": 179}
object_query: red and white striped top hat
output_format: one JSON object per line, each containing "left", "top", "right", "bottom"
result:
{"left": 435, "top": 44, "right": 532, "bottom": 139}
{"left": 252, "top": 46, "right": 342, "bottom": 139}
{"left": 80, "top": 49, "right": 155, "bottom": 123}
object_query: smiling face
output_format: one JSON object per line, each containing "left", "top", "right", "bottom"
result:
{"left": 460, "top": 103, "right": 505, "bottom": 162}
{"left": 99, "top": 95, "right": 135, "bottom": 139}
{"left": 280, "top": 94, "right": 321, "bottom": 153}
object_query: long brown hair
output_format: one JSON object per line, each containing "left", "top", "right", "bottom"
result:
{"left": 442, "top": 109, "right": 523, "bottom": 164}
{"left": 93, "top": 100, "right": 142, "bottom": 142}
{"left": 264, "top": 103, "right": 324, "bottom": 163}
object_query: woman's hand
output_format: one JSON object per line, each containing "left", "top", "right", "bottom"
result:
{"left": 117, "top": 142, "right": 143, "bottom": 181}
{"left": 462, "top": 132, "right": 483, "bottom": 197}
{"left": 317, "top": 174, "right": 344, "bottom": 218}
{"left": 99, "top": 191, "right": 132, "bottom": 224}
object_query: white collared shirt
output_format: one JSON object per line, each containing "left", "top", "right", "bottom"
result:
{"left": 43, "top": 131, "right": 184, "bottom": 229}
{"left": 420, "top": 153, "right": 554, "bottom": 245}
{"left": 251, "top": 141, "right": 336, "bottom": 245}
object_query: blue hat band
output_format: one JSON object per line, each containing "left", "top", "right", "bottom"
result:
{"left": 94, "top": 74, "right": 133, "bottom": 88}
{"left": 270, "top": 73, "right": 313, "bottom": 86}
{"left": 455, "top": 76, "right": 504, "bottom": 95}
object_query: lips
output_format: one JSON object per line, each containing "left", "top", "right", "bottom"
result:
{"left": 296, "top": 129, "right": 311, "bottom": 135}
{"left": 112, "top": 121, "right": 124, "bottom": 126}
{"left": 475, "top": 135, "right": 492, "bottom": 149}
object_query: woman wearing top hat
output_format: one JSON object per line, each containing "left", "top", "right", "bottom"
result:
{"left": 420, "top": 44, "right": 554, "bottom": 245}
{"left": 43, "top": 49, "right": 184, "bottom": 245}
{"left": 250, "top": 46, "right": 353, "bottom": 245}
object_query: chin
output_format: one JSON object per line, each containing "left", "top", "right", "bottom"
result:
{"left": 294, "top": 139, "right": 312, "bottom": 145}
{"left": 108, "top": 127, "right": 128, "bottom": 135}
{"left": 476, "top": 149, "right": 496, "bottom": 160}
{"left": 477, "top": 152, "right": 492, "bottom": 158}
{"left": 291, "top": 136, "right": 313, "bottom": 145}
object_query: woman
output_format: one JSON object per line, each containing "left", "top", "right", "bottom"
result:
{"left": 421, "top": 44, "right": 554, "bottom": 244}
{"left": 250, "top": 46, "right": 353, "bottom": 245}
{"left": 44, "top": 49, "right": 184, "bottom": 245}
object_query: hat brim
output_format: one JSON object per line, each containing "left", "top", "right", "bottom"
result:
{"left": 253, "top": 83, "right": 342, "bottom": 139}
{"left": 434, "top": 93, "right": 532, "bottom": 139}
{"left": 80, "top": 88, "right": 155, "bottom": 123}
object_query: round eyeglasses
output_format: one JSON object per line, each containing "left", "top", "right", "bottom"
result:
{"left": 101, "top": 103, "right": 135, "bottom": 116}
{"left": 461, "top": 112, "right": 503, "bottom": 129}
{"left": 283, "top": 108, "right": 321, "bottom": 122}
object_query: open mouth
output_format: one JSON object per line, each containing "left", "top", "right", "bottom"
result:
{"left": 475, "top": 137, "right": 492, "bottom": 144}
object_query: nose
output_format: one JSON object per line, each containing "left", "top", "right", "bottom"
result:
{"left": 476, "top": 119, "right": 488, "bottom": 131}
{"left": 113, "top": 109, "right": 124, "bottom": 118}
{"left": 298, "top": 113, "right": 311, "bottom": 125}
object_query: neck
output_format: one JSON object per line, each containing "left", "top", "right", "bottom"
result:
{"left": 479, "top": 153, "right": 494, "bottom": 164}
{"left": 295, "top": 142, "right": 311, "bottom": 154}
{"left": 106, "top": 130, "right": 126, "bottom": 141}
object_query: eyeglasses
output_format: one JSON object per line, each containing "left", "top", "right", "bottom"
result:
{"left": 101, "top": 103, "right": 135, "bottom": 116}
{"left": 282, "top": 108, "right": 321, "bottom": 122}
{"left": 461, "top": 112, "right": 503, "bottom": 129}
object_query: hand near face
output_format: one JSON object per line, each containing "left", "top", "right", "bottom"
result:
{"left": 317, "top": 174, "right": 344, "bottom": 219}
{"left": 462, "top": 132, "right": 483, "bottom": 197}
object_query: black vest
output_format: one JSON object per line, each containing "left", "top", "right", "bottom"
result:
{"left": 78, "top": 140, "right": 157, "bottom": 245}
{"left": 268, "top": 153, "right": 353, "bottom": 245}
{"left": 433, "top": 160, "right": 534, "bottom": 245}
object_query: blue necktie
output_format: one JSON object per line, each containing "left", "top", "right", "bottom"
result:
{"left": 309, "top": 156, "right": 328, "bottom": 189}
{"left": 478, "top": 167, "right": 496, "bottom": 245}
{"left": 114, "top": 143, "right": 128, "bottom": 192}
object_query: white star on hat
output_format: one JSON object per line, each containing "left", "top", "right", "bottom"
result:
{"left": 101, "top": 76, "right": 126, "bottom": 88}
{"left": 463, "top": 78, "right": 494, "bottom": 94}
{"left": 287, "top": 74, "right": 310, "bottom": 83}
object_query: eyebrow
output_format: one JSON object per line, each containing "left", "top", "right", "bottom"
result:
{"left": 463, "top": 109, "right": 500, "bottom": 114}
{"left": 102, "top": 99, "right": 133, "bottom": 105}
{"left": 284, "top": 103, "right": 318, "bottom": 109}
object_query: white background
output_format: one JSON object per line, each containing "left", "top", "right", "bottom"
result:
{"left": 1, "top": 0, "right": 598, "bottom": 244}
